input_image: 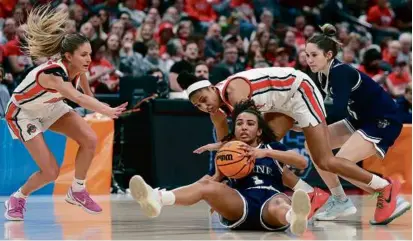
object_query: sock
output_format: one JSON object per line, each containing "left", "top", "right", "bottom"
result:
{"left": 72, "top": 178, "right": 86, "bottom": 192}
{"left": 293, "top": 179, "right": 314, "bottom": 193}
{"left": 330, "top": 185, "right": 348, "bottom": 202}
{"left": 285, "top": 209, "right": 292, "bottom": 223}
{"left": 160, "top": 191, "right": 175, "bottom": 205}
{"left": 13, "top": 189, "right": 27, "bottom": 199}
{"left": 368, "top": 175, "right": 390, "bottom": 190}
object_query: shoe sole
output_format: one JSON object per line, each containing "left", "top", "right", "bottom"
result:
{"left": 4, "top": 201, "right": 23, "bottom": 221}
{"left": 129, "top": 175, "right": 160, "bottom": 218}
{"left": 370, "top": 200, "right": 411, "bottom": 225}
{"left": 290, "top": 189, "right": 310, "bottom": 236}
{"left": 65, "top": 191, "right": 101, "bottom": 215}
{"left": 315, "top": 206, "right": 358, "bottom": 221}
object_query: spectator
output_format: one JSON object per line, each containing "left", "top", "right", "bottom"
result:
{"left": 119, "top": 31, "right": 146, "bottom": 77}
{"left": 185, "top": 0, "right": 217, "bottom": 30}
{"left": 87, "top": 39, "right": 119, "bottom": 94}
{"left": 204, "top": 23, "right": 224, "bottom": 61}
{"left": 92, "top": 0, "right": 120, "bottom": 22}
{"left": 366, "top": 0, "right": 399, "bottom": 33}
{"left": 395, "top": 81, "right": 412, "bottom": 124}
{"left": 386, "top": 60, "right": 411, "bottom": 97}
{"left": 164, "top": 38, "right": 184, "bottom": 73}
{"left": 211, "top": 45, "right": 243, "bottom": 82}
{"left": 176, "top": 20, "right": 194, "bottom": 46}
{"left": 99, "top": 9, "right": 110, "bottom": 33}
{"left": 80, "top": 22, "right": 96, "bottom": 40}
{"left": 110, "top": 19, "right": 125, "bottom": 39}
{"left": 105, "top": 34, "right": 121, "bottom": 68}
{"left": 282, "top": 30, "right": 298, "bottom": 61}
{"left": 273, "top": 47, "right": 291, "bottom": 67}
{"left": 147, "top": 68, "right": 169, "bottom": 99}
{"left": 69, "top": 4, "right": 84, "bottom": 30}
{"left": 134, "top": 22, "right": 154, "bottom": 56}
{"left": 194, "top": 61, "right": 209, "bottom": 79}
{"left": 293, "top": 49, "right": 309, "bottom": 73}
{"left": 0, "top": 18, "right": 16, "bottom": 44}
{"left": 142, "top": 40, "right": 168, "bottom": 75}
{"left": 169, "top": 41, "right": 199, "bottom": 92}
{"left": 398, "top": 33, "right": 411, "bottom": 64}
{"left": 383, "top": 40, "right": 401, "bottom": 67}
{"left": 0, "top": 66, "right": 10, "bottom": 117}
{"left": 65, "top": 19, "right": 77, "bottom": 34}
{"left": 118, "top": 0, "right": 146, "bottom": 27}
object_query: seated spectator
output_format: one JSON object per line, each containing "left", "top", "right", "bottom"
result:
{"left": 0, "top": 66, "right": 10, "bottom": 118}
{"left": 194, "top": 61, "right": 209, "bottom": 80}
{"left": 147, "top": 68, "right": 169, "bottom": 99}
{"left": 87, "top": 39, "right": 120, "bottom": 94}
{"left": 398, "top": 33, "right": 411, "bottom": 64}
{"left": 386, "top": 60, "right": 411, "bottom": 97}
{"left": 366, "top": 0, "right": 399, "bottom": 33}
{"left": 119, "top": 31, "right": 146, "bottom": 77}
{"left": 395, "top": 82, "right": 412, "bottom": 124}
{"left": 383, "top": 40, "right": 401, "bottom": 67}
{"left": 133, "top": 22, "right": 154, "bottom": 56}
{"left": 142, "top": 40, "right": 168, "bottom": 75}
{"left": 273, "top": 47, "right": 292, "bottom": 67}
{"left": 211, "top": 45, "right": 243, "bottom": 82}
{"left": 118, "top": 0, "right": 146, "bottom": 27}
{"left": 105, "top": 34, "right": 121, "bottom": 68}
{"left": 169, "top": 41, "right": 199, "bottom": 92}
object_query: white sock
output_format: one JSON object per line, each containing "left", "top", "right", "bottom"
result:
{"left": 160, "top": 191, "right": 175, "bottom": 205}
{"left": 293, "top": 179, "right": 314, "bottom": 193}
{"left": 72, "top": 178, "right": 86, "bottom": 192}
{"left": 285, "top": 209, "right": 292, "bottom": 223}
{"left": 330, "top": 185, "right": 348, "bottom": 201}
{"left": 368, "top": 175, "right": 390, "bottom": 190}
{"left": 13, "top": 189, "right": 27, "bottom": 199}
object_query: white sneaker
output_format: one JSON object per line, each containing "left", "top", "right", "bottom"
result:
{"left": 290, "top": 189, "right": 311, "bottom": 236}
{"left": 315, "top": 196, "right": 357, "bottom": 221}
{"left": 129, "top": 175, "right": 162, "bottom": 218}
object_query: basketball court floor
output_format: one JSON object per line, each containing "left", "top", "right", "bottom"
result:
{"left": 0, "top": 194, "right": 411, "bottom": 240}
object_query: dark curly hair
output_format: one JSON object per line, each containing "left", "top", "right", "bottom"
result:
{"left": 222, "top": 99, "right": 278, "bottom": 144}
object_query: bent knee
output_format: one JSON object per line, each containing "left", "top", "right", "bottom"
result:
{"left": 41, "top": 166, "right": 60, "bottom": 182}
{"left": 315, "top": 156, "right": 337, "bottom": 172}
{"left": 78, "top": 132, "right": 98, "bottom": 151}
{"left": 267, "top": 196, "right": 289, "bottom": 214}
{"left": 198, "top": 180, "right": 220, "bottom": 198}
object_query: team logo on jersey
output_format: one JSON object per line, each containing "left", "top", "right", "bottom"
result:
{"left": 377, "top": 119, "right": 390, "bottom": 129}
{"left": 27, "top": 124, "right": 37, "bottom": 135}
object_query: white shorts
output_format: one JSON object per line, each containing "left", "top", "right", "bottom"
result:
{"left": 5, "top": 100, "right": 71, "bottom": 142}
{"left": 271, "top": 76, "right": 326, "bottom": 128}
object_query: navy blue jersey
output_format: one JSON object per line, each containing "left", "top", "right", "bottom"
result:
{"left": 318, "top": 59, "right": 400, "bottom": 122}
{"left": 228, "top": 142, "right": 286, "bottom": 192}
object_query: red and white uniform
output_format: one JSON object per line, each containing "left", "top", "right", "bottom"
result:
{"left": 5, "top": 60, "right": 80, "bottom": 142}
{"left": 216, "top": 67, "right": 326, "bottom": 128}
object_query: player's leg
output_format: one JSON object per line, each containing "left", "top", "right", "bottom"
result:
{"left": 48, "top": 110, "right": 101, "bottom": 214}
{"left": 262, "top": 190, "right": 310, "bottom": 236}
{"left": 264, "top": 112, "right": 294, "bottom": 142}
{"left": 129, "top": 175, "right": 244, "bottom": 221}
{"left": 281, "top": 166, "right": 329, "bottom": 218}
{"left": 5, "top": 134, "right": 59, "bottom": 221}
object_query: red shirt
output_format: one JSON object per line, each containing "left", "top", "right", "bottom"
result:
{"left": 388, "top": 71, "right": 411, "bottom": 87}
{"left": 185, "top": 0, "right": 218, "bottom": 22}
{"left": 88, "top": 58, "right": 119, "bottom": 93}
{"left": 367, "top": 5, "right": 394, "bottom": 27}
{"left": 3, "top": 39, "right": 33, "bottom": 69}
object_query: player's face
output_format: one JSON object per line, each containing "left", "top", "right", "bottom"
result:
{"left": 190, "top": 87, "right": 221, "bottom": 114}
{"left": 305, "top": 43, "right": 330, "bottom": 73}
{"left": 234, "top": 112, "right": 262, "bottom": 145}
{"left": 67, "top": 42, "right": 92, "bottom": 73}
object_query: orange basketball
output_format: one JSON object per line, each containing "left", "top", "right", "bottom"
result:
{"left": 215, "top": 141, "right": 255, "bottom": 179}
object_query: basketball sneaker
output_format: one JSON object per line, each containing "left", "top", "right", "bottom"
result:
{"left": 307, "top": 187, "right": 330, "bottom": 219}
{"left": 129, "top": 175, "right": 162, "bottom": 218}
{"left": 290, "top": 189, "right": 311, "bottom": 236}
{"left": 4, "top": 196, "right": 26, "bottom": 221}
{"left": 65, "top": 187, "right": 102, "bottom": 214}
{"left": 371, "top": 178, "right": 411, "bottom": 225}
{"left": 314, "top": 196, "right": 357, "bottom": 221}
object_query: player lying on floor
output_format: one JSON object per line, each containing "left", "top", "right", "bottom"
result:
{"left": 129, "top": 100, "right": 316, "bottom": 236}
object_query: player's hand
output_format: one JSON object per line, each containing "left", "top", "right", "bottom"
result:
{"left": 239, "top": 144, "right": 268, "bottom": 159}
{"left": 193, "top": 142, "right": 223, "bottom": 154}
{"left": 105, "top": 102, "right": 128, "bottom": 119}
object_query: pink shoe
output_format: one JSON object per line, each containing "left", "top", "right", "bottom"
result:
{"left": 4, "top": 196, "right": 26, "bottom": 221}
{"left": 65, "top": 188, "right": 102, "bottom": 214}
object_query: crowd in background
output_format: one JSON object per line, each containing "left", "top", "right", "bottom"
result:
{"left": 0, "top": 0, "right": 411, "bottom": 122}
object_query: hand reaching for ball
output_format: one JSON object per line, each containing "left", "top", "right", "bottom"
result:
{"left": 239, "top": 144, "right": 268, "bottom": 159}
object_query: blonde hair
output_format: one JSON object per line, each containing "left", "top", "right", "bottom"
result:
{"left": 25, "top": 4, "right": 89, "bottom": 59}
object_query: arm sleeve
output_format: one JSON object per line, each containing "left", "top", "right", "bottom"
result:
{"left": 329, "top": 64, "right": 359, "bottom": 120}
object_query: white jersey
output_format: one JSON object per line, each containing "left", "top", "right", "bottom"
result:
{"left": 10, "top": 59, "right": 80, "bottom": 110}
{"left": 215, "top": 67, "right": 326, "bottom": 128}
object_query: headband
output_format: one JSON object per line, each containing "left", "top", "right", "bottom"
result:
{"left": 185, "top": 80, "right": 212, "bottom": 96}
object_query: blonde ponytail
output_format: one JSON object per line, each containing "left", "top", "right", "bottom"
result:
{"left": 25, "top": 4, "right": 68, "bottom": 59}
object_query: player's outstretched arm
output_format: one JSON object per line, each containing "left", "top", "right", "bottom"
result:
{"left": 39, "top": 73, "right": 127, "bottom": 118}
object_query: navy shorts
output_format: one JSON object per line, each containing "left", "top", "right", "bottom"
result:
{"left": 218, "top": 187, "right": 290, "bottom": 231}
{"left": 343, "top": 116, "right": 403, "bottom": 158}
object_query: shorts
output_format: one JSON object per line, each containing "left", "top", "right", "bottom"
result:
{"left": 5, "top": 100, "right": 71, "bottom": 142}
{"left": 218, "top": 187, "right": 290, "bottom": 231}
{"left": 343, "top": 116, "right": 403, "bottom": 158}
{"left": 267, "top": 73, "right": 326, "bottom": 128}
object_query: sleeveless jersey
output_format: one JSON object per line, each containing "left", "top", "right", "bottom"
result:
{"left": 11, "top": 60, "right": 80, "bottom": 110}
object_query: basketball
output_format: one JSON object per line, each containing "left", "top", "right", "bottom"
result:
{"left": 215, "top": 141, "right": 255, "bottom": 179}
